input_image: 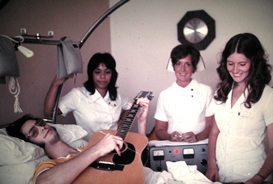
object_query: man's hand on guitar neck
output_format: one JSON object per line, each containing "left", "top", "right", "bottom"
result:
{"left": 122, "top": 97, "right": 150, "bottom": 136}
{"left": 136, "top": 97, "right": 150, "bottom": 135}
{"left": 136, "top": 97, "right": 150, "bottom": 122}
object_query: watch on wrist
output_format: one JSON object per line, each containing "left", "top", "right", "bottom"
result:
{"left": 195, "top": 134, "right": 200, "bottom": 141}
{"left": 255, "top": 173, "right": 265, "bottom": 181}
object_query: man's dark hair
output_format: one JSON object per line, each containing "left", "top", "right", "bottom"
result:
{"left": 6, "top": 114, "right": 36, "bottom": 142}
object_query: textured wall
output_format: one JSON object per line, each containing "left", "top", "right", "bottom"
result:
{"left": 110, "top": 0, "right": 273, "bottom": 133}
{"left": 0, "top": 0, "right": 111, "bottom": 126}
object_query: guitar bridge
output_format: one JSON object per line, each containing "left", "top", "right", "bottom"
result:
{"left": 89, "top": 161, "right": 124, "bottom": 171}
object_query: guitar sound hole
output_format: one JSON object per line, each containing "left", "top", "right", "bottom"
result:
{"left": 113, "top": 142, "right": 136, "bottom": 165}
{"left": 120, "top": 142, "right": 127, "bottom": 153}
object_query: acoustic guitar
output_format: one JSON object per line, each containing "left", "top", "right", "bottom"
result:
{"left": 73, "top": 91, "right": 154, "bottom": 184}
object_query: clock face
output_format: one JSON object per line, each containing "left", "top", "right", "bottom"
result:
{"left": 183, "top": 18, "right": 208, "bottom": 43}
{"left": 177, "top": 10, "right": 215, "bottom": 50}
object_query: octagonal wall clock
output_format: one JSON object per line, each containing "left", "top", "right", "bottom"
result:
{"left": 177, "top": 10, "right": 215, "bottom": 50}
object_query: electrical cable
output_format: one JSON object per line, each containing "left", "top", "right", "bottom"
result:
{"left": 8, "top": 76, "right": 23, "bottom": 113}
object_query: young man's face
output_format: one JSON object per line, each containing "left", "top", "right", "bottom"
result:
{"left": 21, "top": 119, "right": 59, "bottom": 146}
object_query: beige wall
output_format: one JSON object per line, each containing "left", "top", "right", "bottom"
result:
{"left": 1, "top": 0, "right": 273, "bottom": 135}
{"left": 0, "top": 0, "right": 111, "bottom": 126}
{"left": 110, "top": 0, "right": 273, "bottom": 133}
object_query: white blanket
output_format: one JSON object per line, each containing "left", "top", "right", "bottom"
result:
{"left": 144, "top": 161, "right": 222, "bottom": 184}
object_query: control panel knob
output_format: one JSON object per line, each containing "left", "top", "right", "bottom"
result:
{"left": 201, "top": 159, "right": 207, "bottom": 165}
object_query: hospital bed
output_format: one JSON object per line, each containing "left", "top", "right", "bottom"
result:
{"left": 0, "top": 122, "right": 88, "bottom": 183}
{"left": 0, "top": 123, "right": 218, "bottom": 184}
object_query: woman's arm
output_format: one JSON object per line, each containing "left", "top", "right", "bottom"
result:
{"left": 36, "top": 134, "right": 123, "bottom": 184}
{"left": 245, "top": 123, "right": 273, "bottom": 184}
{"left": 196, "top": 115, "right": 214, "bottom": 141}
{"left": 154, "top": 119, "right": 170, "bottom": 140}
{"left": 205, "top": 117, "right": 220, "bottom": 181}
{"left": 44, "top": 76, "right": 67, "bottom": 118}
{"left": 179, "top": 115, "right": 214, "bottom": 143}
{"left": 155, "top": 119, "right": 183, "bottom": 141}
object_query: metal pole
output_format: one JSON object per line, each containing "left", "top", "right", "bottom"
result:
{"left": 79, "top": 0, "right": 129, "bottom": 48}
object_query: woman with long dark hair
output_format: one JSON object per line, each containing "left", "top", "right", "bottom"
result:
{"left": 44, "top": 53, "right": 149, "bottom": 141}
{"left": 206, "top": 33, "right": 273, "bottom": 183}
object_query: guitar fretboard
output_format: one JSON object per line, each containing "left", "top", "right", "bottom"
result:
{"left": 116, "top": 102, "right": 139, "bottom": 140}
{"left": 115, "top": 91, "right": 153, "bottom": 140}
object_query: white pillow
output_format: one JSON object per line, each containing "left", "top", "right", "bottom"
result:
{"left": 48, "top": 123, "right": 88, "bottom": 146}
{"left": 0, "top": 131, "right": 46, "bottom": 165}
{"left": 0, "top": 123, "right": 88, "bottom": 184}
{"left": 0, "top": 123, "right": 88, "bottom": 166}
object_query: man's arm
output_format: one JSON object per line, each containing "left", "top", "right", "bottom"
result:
{"left": 136, "top": 97, "right": 150, "bottom": 135}
{"left": 44, "top": 76, "right": 67, "bottom": 118}
{"left": 36, "top": 134, "right": 123, "bottom": 184}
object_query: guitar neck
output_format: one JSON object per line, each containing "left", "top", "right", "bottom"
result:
{"left": 116, "top": 100, "right": 139, "bottom": 140}
{"left": 116, "top": 91, "right": 154, "bottom": 140}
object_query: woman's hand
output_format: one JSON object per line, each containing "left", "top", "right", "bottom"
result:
{"left": 205, "top": 161, "right": 219, "bottom": 182}
{"left": 44, "top": 76, "right": 68, "bottom": 117}
{"left": 169, "top": 131, "right": 198, "bottom": 142}
{"left": 169, "top": 131, "right": 182, "bottom": 141}
{"left": 52, "top": 76, "right": 68, "bottom": 87}
{"left": 180, "top": 131, "right": 198, "bottom": 143}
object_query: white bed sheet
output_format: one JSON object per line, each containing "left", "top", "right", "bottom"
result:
{"left": 0, "top": 123, "right": 88, "bottom": 184}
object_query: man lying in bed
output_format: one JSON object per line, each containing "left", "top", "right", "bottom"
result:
{"left": 6, "top": 114, "right": 125, "bottom": 183}
{"left": 6, "top": 115, "right": 219, "bottom": 184}
{"left": 5, "top": 95, "right": 163, "bottom": 184}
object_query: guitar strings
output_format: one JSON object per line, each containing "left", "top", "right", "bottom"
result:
{"left": 98, "top": 131, "right": 140, "bottom": 155}
{"left": 127, "top": 147, "right": 140, "bottom": 155}
{"left": 99, "top": 130, "right": 107, "bottom": 135}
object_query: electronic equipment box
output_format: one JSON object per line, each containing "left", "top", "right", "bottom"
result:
{"left": 148, "top": 139, "right": 208, "bottom": 174}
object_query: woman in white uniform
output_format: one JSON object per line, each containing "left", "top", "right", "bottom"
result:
{"left": 206, "top": 33, "right": 273, "bottom": 183}
{"left": 44, "top": 53, "right": 149, "bottom": 141}
{"left": 154, "top": 45, "right": 214, "bottom": 143}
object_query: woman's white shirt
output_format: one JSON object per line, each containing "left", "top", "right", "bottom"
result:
{"left": 154, "top": 79, "right": 213, "bottom": 134}
{"left": 210, "top": 85, "right": 273, "bottom": 182}
{"left": 58, "top": 87, "right": 131, "bottom": 141}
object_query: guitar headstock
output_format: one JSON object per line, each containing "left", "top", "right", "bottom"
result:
{"left": 134, "top": 91, "right": 154, "bottom": 101}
